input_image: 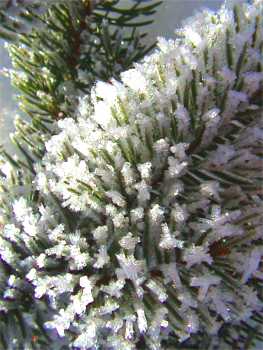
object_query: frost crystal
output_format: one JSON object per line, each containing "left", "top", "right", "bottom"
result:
{"left": 242, "top": 248, "right": 263, "bottom": 283}
{"left": 1, "top": 1, "right": 262, "bottom": 348}
{"left": 136, "top": 307, "right": 148, "bottom": 333}
{"left": 119, "top": 232, "right": 140, "bottom": 251}
{"left": 183, "top": 245, "right": 213, "bottom": 268}
{"left": 146, "top": 280, "right": 168, "bottom": 303}
{"left": 191, "top": 275, "right": 221, "bottom": 301}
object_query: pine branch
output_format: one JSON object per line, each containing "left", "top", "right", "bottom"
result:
{"left": 0, "top": 1, "right": 262, "bottom": 349}
{"left": 1, "top": 0, "right": 160, "bottom": 172}
{"left": 0, "top": 2, "right": 161, "bottom": 348}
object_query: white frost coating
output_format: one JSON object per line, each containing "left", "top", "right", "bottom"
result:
{"left": 106, "top": 190, "right": 126, "bottom": 207}
{"left": 138, "top": 162, "right": 152, "bottom": 179}
{"left": 146, "top": 280, "right": 168, "bottom": 303}
{"left": 242, "top": 248, "right": 263, "bottom": 283}
{"left": 136, "top": 307, "right": 148, "bottom": 333}
{"left": 0, "top": 1, "right": 262, "bottom": 349}
{"left": 191, "top": 275, "right": 221, "bottom": 301}
{"left": 119, "top": 232, "right": 140, "bottom": 251}
{"left": 121, "top": 69, "right": 148, "bottom": 92}
{"left": 93, "top": 245, "right": 110, "bottom": 268}
{"left": 159, "top": 223, "right": 184, "bottom": 249}
{"left": 183, "top": 245, "right": 213, "bottom": 268}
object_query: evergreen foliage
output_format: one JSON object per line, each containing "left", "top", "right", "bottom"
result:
{"left": 0, "top": 1, "right": 160, "bottom": 348}
{"left": 0, "top": 1, "right": 262, "bottom": 349}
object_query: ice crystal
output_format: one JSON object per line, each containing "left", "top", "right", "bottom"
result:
{"left": 0, "top": 1, "right": 262, "bottom": 348}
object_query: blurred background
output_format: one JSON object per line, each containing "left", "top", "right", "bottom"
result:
{"left": 0, "top": 0, "right": 223, "bottom": 152}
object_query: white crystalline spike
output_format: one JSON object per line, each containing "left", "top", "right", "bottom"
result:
{"left": 121, "top": 68, "right": 147, "bottom": 92}
{"left": 8, "top": 275, "right": 16, "bottom": 287}
{"left": 48, "top": 224, "right": 65, "bottom": 241}
{"left": 137, "top": 162, "right": 152, "bottom": 180}
{"left": 225, "top": 90, "right": 248, "bottom": 114}
{"left": 106, "top": 191, "right": 126, "bottom": 207}
{"left": 23, "top": 214, "right": 38, "bottom": 237}
{"left": 200, "top": 181, "right": 220, "bottom": 200}
{"left": 161, "top": 263, "right": 182, "bottom": 289}
{"left": 107, "top": 334, "right": 135, "bottom": 350}
{"left": 184, "top": 26, "right": 203, "bottom": 47}
{"left": 153, "top": 138, "right": 170, "bottom": 154}
{"left": 179, "top": 45, "right": 198, "bottom": 69}
{"left": 71, "top": 278, "right": 94, "bottom": 315}
{"left": 79, "top": 278, "right": 93, "bottom": 303}
{"left": 72, "top": 293, "right": 86, "bottom": 315}
{"left": 92, "top": 81, "right": 123, "bottom": 128}
{"left": 1, "top": 161, "right": 13, "bottom": 178}
{"left": 116, "top": 253, "right": 143, "bottom": 284}
{"left": 79, "top": 276, "right": 92, "bottom": 289}
{"left": 101, "top": 279, "right": 125, "bottom": 298}
{"left": 170, "top": 143, "right": 189, "bottom": 160}
{"left": 183, "top": 245, "right": 213, "bottom": 268}
{"left": 146, "top": 280, "right": 168, "bottom": 303}
{"left": 218, "top": 67, "right": 236, "bottom": 85}
{"left": 125, "top": 319, "right": 134, "bottom": 340}
{"left": 168, "top": 182, "right": 184, "bottom": 199}
{"left": 26, "top": 268, "right": 37, "bottom": 282}
{"left": 36, "top": 253, "right": 46, "bottom": 268}
{"left": 35, "top": 280, "right": 50, "bottom": 299}
{"left": 92, "top": 225, "right": 108, "bottom": 241}
{"left": 97, "top": 299, "right": 119, "bottom": 316}
{"left": 209, "top": 289, "right": 231, "bottom": 322}
{"left": 112, "top": 126, "right": 129, "bottom": 140}
{"left": 242, "top": 248, "right": 263, "bottom": 283}
{"left": 210, "top": 144, "right": 236, "bottom": 167}
{"left": 93, "top": 245, "right": 110, "bottom": 269}
{"left": 168, "top": 157, "right": 188, "bottom": 177}
{"left": 244, "top": 72, "right": 263, "bottom": 95}
{"left": 121, "top": 162, "right": 136, "bottom": 186}
{"left": 95, "top": 80, "right": 120, "bottom": 101}
{"left": 13, "top": 197, "right": 30, "bottom": 222}
{"left": 73, "top": 322, "right": 97, "bottom": 349}
{"left": 113, "top": 212, "right": 127, "bottom": 228}
{"left": 130, "top": 207, "right": 144, "bottom": 223}
{"left": 119, "top": 232, "right": 140, "bottom": 251}
{"left": 136, "top": 308, "right": 148, "bottom": 333}
{"left": 69, "top": 231, "right": 88, "bottom": 247}
{"left": 159, "top": 223, "right": 184, "bottom": 250}
{"left": 171, "top": 203, "right": 188, "bottom": 223}
{"left": 36, "top": 172, "right": 49, "bottom": 192}
{"left": 157, "top": 36, "right": 176, "bottom": 53}
{"left": 134, "top": 180, "right": 151, "bottom": 204}
{"left": 106, "top": 318, "right": 124, "bottom": 333}
{"left": 190, "top": 275, "right": 221, "bottom": 301}
{"left": 148, "top": 307, "right": 168, "bottom": 340}
{"left": 3, "top": 224, "right": 20, "bottom": 242}
{"left": 185, "top": 311, "right": 199, "bottom": 334}
{"left": 178, "top": 290, "right": 197, "bottom": 309}
{"left": 150, "top": 204, "right": 165, "bottom": 224}
{"left": 46, "top": 241, "right": 66, "bottom": 257}
{"left": 70, "top": 250, "right": 90, "bottom": 270}
{"left": 175, "top": 104, "right": 190, "bottom": 132}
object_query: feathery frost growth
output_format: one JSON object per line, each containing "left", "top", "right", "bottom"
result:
{"left": 1, "top": 1, "right": 263, "bottom": 349}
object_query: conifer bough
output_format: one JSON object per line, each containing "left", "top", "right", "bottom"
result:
{"left": 1, "top": 1, "right": 263, "bottom": 349}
